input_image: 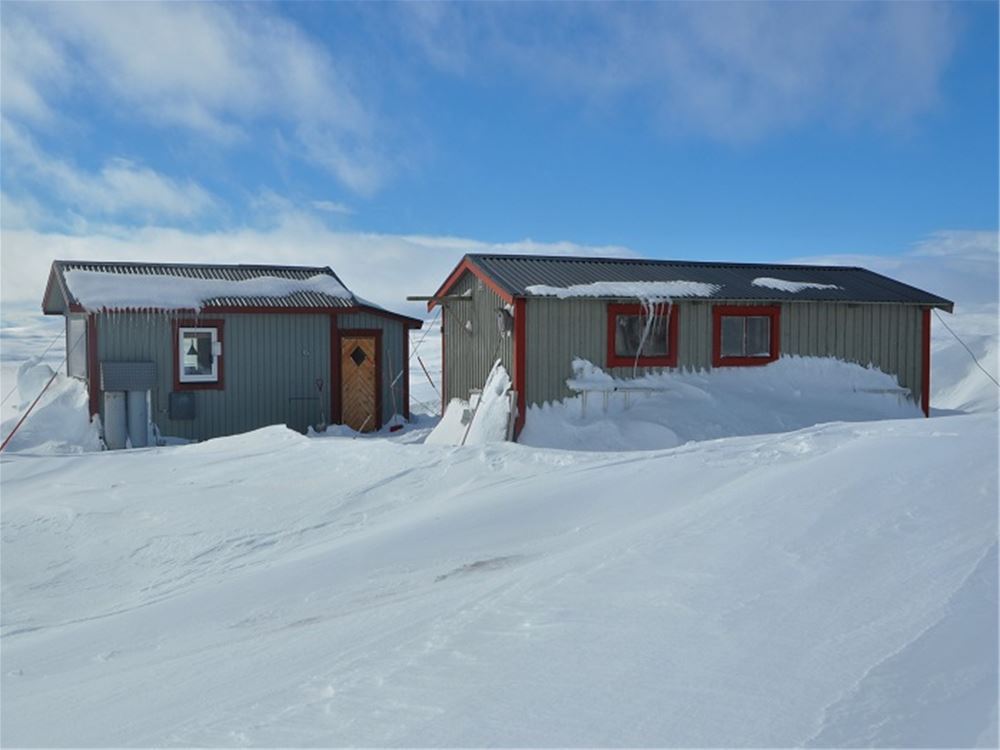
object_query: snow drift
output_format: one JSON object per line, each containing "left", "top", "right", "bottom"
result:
{"left": 0, "top": 359, "right": 101, "bottom": 454}
{"left": 426, "top": 361, "right": 512, "bottom": 445}
{"left": 1, "top": 412, "right": 995, "bottom": 746}
{"left": 520, "top": 356, "right": 923, "bottom": 452}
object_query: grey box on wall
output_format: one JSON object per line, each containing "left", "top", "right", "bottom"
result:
{"left": 101, "top": 361, "right": 157, "bottom": 391}
{"left": 169, "top": 392, "right": 196, "bottom": 420}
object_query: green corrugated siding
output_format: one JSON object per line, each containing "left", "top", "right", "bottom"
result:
{"left": 524, "top": 299, "right": 713, "bottom": 406}
{"left": 519, "top": 299, "right": 925, "bottom": 408}
{"left": 96, "top": 312, "right": 332, "bottom": 440}
{"left": 441, "top": 273, "right": 514, "bottom": 406}
{"left": 781, "top": 302, "right": 924, "bottom": 403}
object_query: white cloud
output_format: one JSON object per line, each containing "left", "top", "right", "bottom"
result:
{"left": 0, "top": 12, "right": 68, "bottom": 123}
{"left": 398, "top": 2, "right": 958, "bottom": 140}
{"left": 311, "top": 200, "right": 355, "bottom": 216}
{"left": 793, "top": 230, "right": 999, "bottom": 309}
{"left": 0, "top": 211, "right": 636, "bottom": 320}
{"left": 2, "top": 120, "right": 215, "bottom": 222}
{"left": 1, "top": 2, "right": 389, "bottom": 194}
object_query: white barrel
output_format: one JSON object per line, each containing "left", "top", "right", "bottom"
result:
{"left": 127, "top": 390, "right": 148, "bottom": 448}
{"left": 103, "top": 391, "right": 127, "bottom": 450}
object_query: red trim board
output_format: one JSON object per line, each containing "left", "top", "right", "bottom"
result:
{"left": 440, "top": 306, "right": 447, "bottom": 415}
{"left": 87, "top": 314, "right": 100, "bottom": 417}
{"left": 428, "top": 257, "right": 515, "bottom": 310}
{"left": 921, "top": 307, "right": 931, "bottom": 417}
{"left": 513, "top": 297, "right": 527, "bottom": 438}
{"left": 403, "top": 327, "right": 411, "bottom": 420}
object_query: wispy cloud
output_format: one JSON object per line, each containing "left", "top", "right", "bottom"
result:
{"left": 396, "top": 2, "right": 958, "bottom": 140}
{"left": 311, "top": 200, "right": 355, "bottom": 216}
{"left": 2, "top": 120, "right": 215, "bottom": 224}
{"left": 1, "top": 2, "right": 390, "bottom": 194}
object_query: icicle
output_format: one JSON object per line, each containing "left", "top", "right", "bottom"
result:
{"left": 631, "top": 294, "right": 674, "bottom": 378}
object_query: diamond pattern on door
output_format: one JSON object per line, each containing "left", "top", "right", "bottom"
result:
{"left": 341, "top": 336, "right": 377, "bottom": 432}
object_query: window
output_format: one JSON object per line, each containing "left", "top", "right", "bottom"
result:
{"left": 173, "top": 320, "right": 224, "bottom": 389}
{"left": 712, "top": 305, "right": 780, "bottom": 366}
{"left": 606, "top": 303, "right": 679, "bottom": 368}
{"left": 66, "top": 316, "right": 88, "bottom": 379}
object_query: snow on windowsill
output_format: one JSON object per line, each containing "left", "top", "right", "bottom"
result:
{"left": 63, "top": 269, "right": 353, "bottom": 312}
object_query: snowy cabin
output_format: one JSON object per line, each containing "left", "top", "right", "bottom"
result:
{"left": 42, "top": 261, "right": 422, "bottom": 446}
{"left": 424, "top": 254, "right": 954, "bottom": 436}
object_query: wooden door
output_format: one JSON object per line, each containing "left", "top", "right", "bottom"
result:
{"left": 340, "top": 335, "right": 378, "bottom": 432}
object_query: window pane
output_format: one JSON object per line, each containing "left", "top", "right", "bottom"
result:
{"left": 183, "top": 332, "right": 214, "bottom": 376}
{"left": 66, "top": 317, "right": 88, "bottom": 379}
{"left": 745, "top": 316, "right": 771, "bottom": 356}
{"left": 615, "top": 314, "right": 668, "bottom": 357}
{"left": 720, "top": 316, "right": 744, "bottom": 357}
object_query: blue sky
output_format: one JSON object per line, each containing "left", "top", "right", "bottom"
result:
{"left": 1, "top": 1, "right": 997, "bottom": 313}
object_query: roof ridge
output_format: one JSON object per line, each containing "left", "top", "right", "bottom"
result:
{"left": 464, "top": 253, "right": 864, "bottom": 272}
{"left": 53, "top": 259, "right": 333, "bottom": 272}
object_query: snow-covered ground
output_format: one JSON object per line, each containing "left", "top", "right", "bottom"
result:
{"left": 2, "top": 411, "right": 996, "bottom": 746}
{"left": 1, "top": 283, "right": 997, "bottom": 745}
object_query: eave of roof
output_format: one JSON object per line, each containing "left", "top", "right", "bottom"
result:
{"left": 431, "top": 253, "right": 954, "bottom": 312}
{"left": 42, "top": 260, "right": 425, "bottom": 326}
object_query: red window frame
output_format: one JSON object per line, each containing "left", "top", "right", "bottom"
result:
{"left": 172, "top": 319, "right": 225, "bottom": 390}
{"left": 712, "top": 305, "right": 780, "bottom": 367}
{"left": 606, "top": 303, "right": 679, "bottom": 368}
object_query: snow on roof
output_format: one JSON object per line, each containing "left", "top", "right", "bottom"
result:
{"left": 525, "top": 280, "right": 721, "bottom": 300}
{"left": 63, "top": 269, "right": 352, "bottom": 312}
{"left": 750, "top": 277, "right": 843, "bottom": 293}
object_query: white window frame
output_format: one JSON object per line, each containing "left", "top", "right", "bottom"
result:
{"left": 178, "top": 326, "right": 221, "bottom": 383}
{"left": 66, "top": 315, "right": 88, "bottom": 380}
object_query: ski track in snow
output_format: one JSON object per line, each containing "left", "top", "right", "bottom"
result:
{"left": 2, "top": 413, "right": 997, "bottom": 747}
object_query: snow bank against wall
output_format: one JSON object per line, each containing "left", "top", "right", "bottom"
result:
{"left": 519, "top": 356, "right": 923, "bottom": 452}
{"left": 427, "top": 362, "right": 512, "bottom": 445}
{"left": 0, "top": 359, "right": 101, "bottom": 454}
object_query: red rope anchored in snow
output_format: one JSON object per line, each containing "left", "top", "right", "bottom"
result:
{"left": 0, "top": 366, "right": 62, "bottom": 453}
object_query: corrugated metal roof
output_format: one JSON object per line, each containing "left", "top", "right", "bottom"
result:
{"left": 466, "top": 254, "right": 954, "bottom": 309}
{"left": 50, "top": 260, "right": 356, "bottom": 310}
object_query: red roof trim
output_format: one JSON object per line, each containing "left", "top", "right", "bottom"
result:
{"left": 428, "top": 257, "right": 515, "bottom": 310}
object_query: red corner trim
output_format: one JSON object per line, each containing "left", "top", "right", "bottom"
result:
{"left": 335, "top": 327, "right": 384, "bottom": 430}
{"left": 606, "top": 303, "right": 680, "bottom": 369}
{"left": 440, "top": 307, "right": 447, "bottom": 415}
{"left": 921, "top": 307, "right": 931, "bottom": 417}
{"left": 172, "top": 319, "right": 225, "bottom": 391}
{"left": 428, "top": 257, "right": 515, "bottom": 310}
{"left": 403, "top": 328, "right": 411, "bottom": 420}
{"left": 330, "top": 317, "right": 342, "bottom": 425}
{"left": 513, "top": 297, "right": 527, "bottom": 438}
{"left": 87, "top": 314, "right": 100, "bottom": 417}
{"left": 711, "top": 304, "right": 781, "bottom": 367}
